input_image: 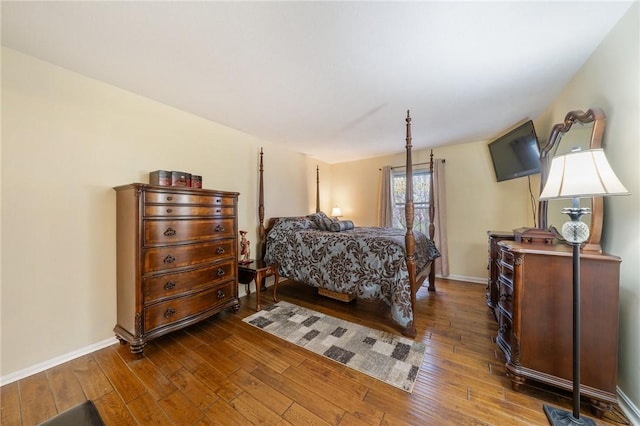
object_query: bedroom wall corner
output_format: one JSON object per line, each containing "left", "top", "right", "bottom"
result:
{"left": 0, "top": 47, "right": 311, "bottom": 381}
{"left": 536, "top": 2, "right": 640, "bottom": 419}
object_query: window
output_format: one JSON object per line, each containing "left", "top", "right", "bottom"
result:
{"left": 391, "top": 169, "right": 431, "bottom": 234}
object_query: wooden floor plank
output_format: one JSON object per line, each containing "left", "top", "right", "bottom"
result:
{"left": 142, "top": 339, "right": 185, "bottom": 377}
{"left": 158, "top": 388, "right": 203, "bottom": 425}
{"left": 17, "top": 372, "right": 57, "bottom": 426}
{"left": 192, "top": 342, "right": 241, "bottom": 377}
{"left": 251, "top": 363, "right": 346, "bottom": 425}
{"left": 0, "top": 382, "right": 21, "bottom": 426}
{"left": 117, "top": 349, "right": 177, "bottom": 401}
{"left": 202, "top": 398, "right": 256, "bottom": 425}
{"left": 282, "top": 363, "right": 385, "bottom": 425}
{"left": 167, "top": 367, "right": 219, "bottom": 410}
{"left": 92, "top": 390, "right": 137, "bottom": 426}
{"left": 161, "top": 333, "right": 210, "bottom": 372}
{"left": 227, "top": 391, "right": 294, "bottom": 426}
{"left": 228, "top": 368, "right": 293, "bottom": 415}
{"left": 93, "top": 346, "right": 146, "bottom": 404}
{"left": 69, "top": 354, "right": 114, "bottom": 401}
{"left": 283, "top": 402, "right": 334, "bottom": 426}
{"left": 126, "top": 392, "right": 173, "bottom": 425}
{"left": 46, "top": 361, "right": 87, "bottom": 413}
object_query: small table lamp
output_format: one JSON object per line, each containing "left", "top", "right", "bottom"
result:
{"left": 539, "top": 148, "right": 629, "bottom": 425}
{"left": 331, "top": 206, "right": 342, "bottom": 218}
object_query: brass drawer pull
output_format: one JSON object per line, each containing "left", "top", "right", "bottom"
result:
{"left": 166, "top": 208, "right": 173, "bottom": 213}
{"left": 216, "top": 208, "right": 221, "bottom": 213}
{"left": 216, "top": 247, "right": 225, "bottom": 254}
{"left": 163, "top": 255, "right": 176, "bottom": 264}
{"left": 217, "top": 268, "right": 225, "bottom": 277}
{"left": 164, "top": 281, "right": 176, "bottom": 290}
{"left": 164, "top": 307, "right": 176, "bottom": 318}
{"left": 216, "top": 290, "right": 225, "bottom": 299}
{"left": 215, "top": 224, "right": 225, "bottom": 232}
{"left": 167, "top": 196, "right": 173, "bottom": 201}
{"left": 164, "top": 227, "right": 176, "bottom": 236}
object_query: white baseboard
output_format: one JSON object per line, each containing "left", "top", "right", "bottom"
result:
{"left": 0, "top": 336, "right": 118, "bottom": 386}
{"left": 436, "top": 274, "right": 486, "bottom": 284}
{"left": 618, "top": 386, "right": 640, "bottom": 426}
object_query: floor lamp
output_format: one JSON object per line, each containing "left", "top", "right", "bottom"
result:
{"left": 539, "top": 148, "right": 629, "bottom": 426}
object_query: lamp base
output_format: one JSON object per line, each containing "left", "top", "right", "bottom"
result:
{"left": 543, "top": 405, "right": 596, "bottom": 426}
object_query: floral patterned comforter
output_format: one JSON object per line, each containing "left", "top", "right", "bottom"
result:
{"left": 264, "top": 216, "right": 441, "bottom": 329}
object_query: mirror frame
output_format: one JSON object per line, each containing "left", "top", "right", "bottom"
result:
{"left": 538, "top": 107, "right": 605, "bottom": 253}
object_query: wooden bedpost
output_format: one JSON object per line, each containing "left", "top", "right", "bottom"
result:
{"left": 404, "top": 110, "right": 418, "bottom": 338}
{"left": 316, "top": 166, "right": 320, "bottom": 213}
{"left": 428, "top": 149, "right": 436, "bottom": 291}
{"left": 258, "top": 148, "right": 266, "bottom": 261}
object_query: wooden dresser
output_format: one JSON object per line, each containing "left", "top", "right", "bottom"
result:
{"left": 113, "top": 183, "right": 240, "bottom": 355}
{"left": 486, "top": 231, "right": 514, "bottom": 319}
{"left": 494, "top": 240, "right": 621, "bottom": 417}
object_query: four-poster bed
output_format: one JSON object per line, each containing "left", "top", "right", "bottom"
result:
{"left": 258, "top": 111, "right": 439, "bottom": 337}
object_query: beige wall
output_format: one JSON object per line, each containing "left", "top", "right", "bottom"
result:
{"left": 0, "top": 47, "right": 325, "bottom": 378}
{"left": 538, "top": 3, "right": 639, "bottom": 415}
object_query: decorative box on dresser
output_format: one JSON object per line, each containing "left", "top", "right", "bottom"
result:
{"left": 113, "top": 183, "right": 240, "bottom": 355}
{"left": 486, "top": 231, "right": 515, "bottom": 319}
{"left": 495, "top": 240, "right": 621, "bottom": 417}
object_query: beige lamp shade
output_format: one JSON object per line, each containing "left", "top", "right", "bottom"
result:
{"left": 331, "top": 206, "right": 342, "bottom": 217}
{"left": 540, "top": 148, "right": 629, "bottom": 200}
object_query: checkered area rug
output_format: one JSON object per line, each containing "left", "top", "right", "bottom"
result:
{"left": 242, "top": 301, "right": 426, "bottom": 392}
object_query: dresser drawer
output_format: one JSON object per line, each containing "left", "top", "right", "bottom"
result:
{"left": 143, "top": 239, "right": 236, "bottom": 273}
{"left": 499, "top": 248, "right": 514, "bottom": 283}
{"left": 499, "top": 263, "right": 514, "bottom": 284}
{"left": 500, "top": 247, "right": 515, "bottom": 266}
{"left": 497, "top": 308, "right": 513, "bottom": 358}
{"left": 143, "top": 260, "right": 236, "bottom": 303}
{"left": 143, "top": 281, "right": 236, "bottom": 333}
{"left": 498, "top": 277, "right": 514, "bottom": 317}
{"left": 144, "top": 205, "right": 235, "bottom": 218}
{"left": 144, "top": 219, "right": 235, "bottom": 245}
{"left": 144, "top": 191, "right": 234, "bottom": 206}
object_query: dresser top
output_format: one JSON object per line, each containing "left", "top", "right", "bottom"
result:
{"left": 113, "top": 183, "right": 239, "bottom": 197}
{"left": 497, "top": 240, "right": 621, "bottom": 262}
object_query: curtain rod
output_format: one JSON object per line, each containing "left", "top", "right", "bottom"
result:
{"left": 379, "top": 159, "right": 445, "bottom": 171}
{"left": 391, "top": 161, "right": 429, "bottom": 170}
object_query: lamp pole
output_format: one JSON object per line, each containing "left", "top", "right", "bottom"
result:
{"left": 543, "top": 200, "right": 594, "bottom": 426}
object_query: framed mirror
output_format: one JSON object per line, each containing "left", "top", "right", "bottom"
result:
{"left": 538, "top": 108, "right": 605, "bottom": 252}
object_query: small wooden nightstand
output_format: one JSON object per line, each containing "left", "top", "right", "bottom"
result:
{"left": 237, "top": 259, "right": 279, "bottom": 311}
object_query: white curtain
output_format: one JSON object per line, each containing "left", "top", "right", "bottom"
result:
{"left": 378, "top": 160, "right": 449, "bottom": 277}
{"left": 378, "top": 166, "right": 393, "bottom": 227}
{"left": 432, "top": 159, "right": 449, "bottom": 277}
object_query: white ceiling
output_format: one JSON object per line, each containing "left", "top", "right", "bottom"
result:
{"left": 1, "top": 1, "right": 634, "bottom": 163}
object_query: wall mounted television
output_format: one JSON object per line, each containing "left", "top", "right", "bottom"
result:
{"left": 488, "top": 120, "right": 541, "bottom": 182}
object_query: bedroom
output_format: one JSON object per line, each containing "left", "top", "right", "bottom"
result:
{"left": 1, "top": 1, "right": 639, "bottom": 425}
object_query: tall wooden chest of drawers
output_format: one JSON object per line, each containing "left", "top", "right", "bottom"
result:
{"left": 114, "top": 184, "right": 240, "bottom": 355}
{"left": 495, "top": 241, "right": 621, "bottom": 417}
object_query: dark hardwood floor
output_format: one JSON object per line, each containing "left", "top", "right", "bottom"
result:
{"left": 1, "top": 279, "right": 631, "bottom": 425}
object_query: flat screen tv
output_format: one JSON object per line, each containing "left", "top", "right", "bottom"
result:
{"left": 488, "top": 120, "right": 541, "bottom": 182}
